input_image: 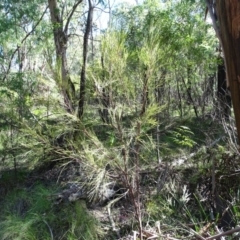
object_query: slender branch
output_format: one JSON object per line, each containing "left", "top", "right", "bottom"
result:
{"left": 64, "top": 0, "right": 83, "bottom": 34}
{"left": 94, "top": 6, "right": 111, "bottom": 13}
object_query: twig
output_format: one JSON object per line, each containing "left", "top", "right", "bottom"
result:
{"left": 190, "top": 228, "right": 206, "bottom": 240}
{"left": 146, "top": 235, "right": 159, "bottom": 239}
{"left": 165, "top": 235, "right": 181, "bottom": 240}
{"left": 214, "top": 225, "right": 225, "bottom": 240}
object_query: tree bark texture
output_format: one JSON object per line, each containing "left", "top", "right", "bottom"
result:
{"left": 208, "top": 0, "right": 240, "bottom": 144}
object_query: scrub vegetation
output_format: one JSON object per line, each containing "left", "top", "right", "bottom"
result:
{"left": 0, "top": 0, "right": 240, "bottom": 239}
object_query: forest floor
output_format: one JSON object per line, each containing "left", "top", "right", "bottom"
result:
{"left": 1, "top": 118, "right": 240, "bottom": 240}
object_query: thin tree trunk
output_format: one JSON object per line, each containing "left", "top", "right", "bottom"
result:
{"left": 78, "top": 0, "right": 93, "bottom": 118}
{"left": 97, "top": 55, "right": 110, "bottom": 123}
{"left": 181, "top": 76, "right": 199, "bottom": 118}
{"left": 176, "top": 76, "right": 183, "bottom": 118}
{"left": 48, "top": 0, "right": 81, "bottom": 113}
{"left": 140, "top": 70, "right": 149, "bottom": 116}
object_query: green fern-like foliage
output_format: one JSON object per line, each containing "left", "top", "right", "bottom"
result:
{"left": 170, "top": 126, "right": 196, "bottom": 148}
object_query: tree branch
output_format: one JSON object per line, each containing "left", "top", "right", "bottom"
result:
{"left": 206, "top": 226, "right": 240, "bottom": 240}
{"left": 64, "top": 0, "right": 83, "bottom": 34}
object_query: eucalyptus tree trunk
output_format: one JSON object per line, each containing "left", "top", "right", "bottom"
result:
{"left": 48, "top": 0, "right": 82, "bottom": 113}
{"left": 207, "top": 0, "right": 240, "bottom": 144}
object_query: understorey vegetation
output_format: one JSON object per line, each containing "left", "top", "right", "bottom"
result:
{"left": 0, "top": 0, "right": 240, "bottom": 239}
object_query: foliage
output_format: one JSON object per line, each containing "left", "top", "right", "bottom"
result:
{"left": 1, "top": 0, "right": 239, "bottom": 239}
{"left": 170, "top": 126, "right": 196, "bottom": 148}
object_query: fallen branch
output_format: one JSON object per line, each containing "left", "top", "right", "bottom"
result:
{"left": 190, "top": 228, "right": 206, "bottom": 240}
{"left": 165, "top": 235, "right": 181, "bottom": 240}
{"left": 206, "top": 226, "right": 240, "bottom": 240}
{"left": 107, "top": 190, "right": 129, "bottom": 239}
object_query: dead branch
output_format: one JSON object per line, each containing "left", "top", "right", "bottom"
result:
{"left": 206, "top": 226, "right": 240, "bottom": 240}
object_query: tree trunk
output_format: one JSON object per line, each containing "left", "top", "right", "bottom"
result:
{"left": 217, "top": 57, "right": 231, "bottom": 121}
{"left": 48, "top": 0, "right": 79, "bottom": 113}
{"left": 78, "top": 0, "right": 93, "bottom": 118}
{"left": 96, "top": 55, "right": 111, "bottom": 123}
{"left": 208, "top": 0, "right": 240, "bottom": 144}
